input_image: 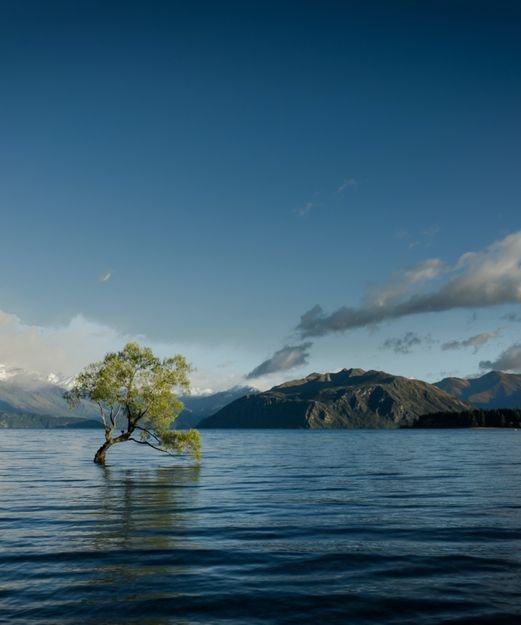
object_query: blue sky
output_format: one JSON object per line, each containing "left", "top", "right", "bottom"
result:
{"left": 1, "top": 1, "right": 520, "bottom": 391}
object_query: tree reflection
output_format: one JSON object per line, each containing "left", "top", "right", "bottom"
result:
{"left": 87, "top": 464, "right": 201, "bottom": 625}
{"left": 95, "top": 464, "right": 201, "bottom": 551}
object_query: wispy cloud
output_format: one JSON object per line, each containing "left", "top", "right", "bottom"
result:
{"left": 395, "top": 225, "right": 440, "bottom": 249}
{"left": 480, "top": 343, "right": 521, "bottom": 372}
{"left": 365, "top": 258, "right": 446, "bottom": 310}
{"left": 294, "top": 202, "right": 318, "bottom": 217}
{"left": 246, "top": 342, "right": 313, "bottom": 379}
{"left": 441, "top": 330, "right": 500, "bottom": 354}
{"left": 98, "top": 271, "right": 112, "bottom": 283}
{"left": 298, "top": 231, "right": 521, "bottom": 337}
{"left": 381, "top": 332, "right": 434, "bottom": 354}
{"left": 502, "top": 312, "right": 521, "bottom": 322}
{"left": 338, "top": 177, "right": 357, "bottom": 193}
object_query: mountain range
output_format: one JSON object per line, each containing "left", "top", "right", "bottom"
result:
{"left": 0, "top": 411, "right": 99, "bottom": 429}
{"left": 1, "top": 366, "right": 521, "bottom": 429}
{"left": 175, "top": 386, "right": 257, "bottom": 428}
{"left": 434, "top": 371, "right": 521, "bottom": 409}
{"left": 0, "top": 369, "right": 97, "bottom": 419}
{"left": 199, "top": 368, "right": 471, "bottom": 429}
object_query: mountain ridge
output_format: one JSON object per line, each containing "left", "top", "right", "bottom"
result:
{"left": 434, "top": 371, "right": 521, "bottom": 409}
{"left": 2, "top": 367, "right": 521, "bottom": 430}
{"left": 200, "top": 368, "right": 471, "bottom": 429}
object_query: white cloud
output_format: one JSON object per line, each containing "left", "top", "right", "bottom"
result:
{"left": 0, "top": 310, "right": 136, "bottom": 377}
{"left": 480, "top": 343, "right": 521, "bottom": 372}
{"left": 246, "top": 342, "right": 313, "bottom": 379}
{"left": 338, "top": 178, "right": 357, "bottom": 193}
{"left": 294, "top": 201, "right": 321, "bottom": 217}
{"left": 299, "top": 231, "right": 521, "bottom": 337}
{"left": 0, "top": 308, "right": 246, "bottom": 392}
{"left": 365, "top": 258, "right": 446, "bottom": 308}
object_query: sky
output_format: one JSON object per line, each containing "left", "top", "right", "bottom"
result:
{"left": 1, "top": 1, "right": 520, "bottom": 392}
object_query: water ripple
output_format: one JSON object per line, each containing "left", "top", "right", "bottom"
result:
{"left": 1, "top": 429, "right": 521, "bottom": 624}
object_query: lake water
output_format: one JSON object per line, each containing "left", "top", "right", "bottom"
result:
{"left": 1, "top": 429, "right": 521, "bottom": 624}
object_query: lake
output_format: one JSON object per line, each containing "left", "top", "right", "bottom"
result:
{"left": 1, "top": 429, "right": 521, "bottom": 624}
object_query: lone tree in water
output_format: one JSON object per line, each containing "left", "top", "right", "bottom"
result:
{"left": 64, "top": 343, "right": 201, "bottom": 465}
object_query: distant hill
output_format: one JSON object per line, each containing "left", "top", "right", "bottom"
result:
{"left": 435, "top": 371, "right": 521, "bottom": 409}
{"left": 0, "top": 373, "right": 97, "bottom": 419}
{"left": 199, "top": 368, "right": 470, "bottom": 429}
{"left": 175, "top": 386, "right": 257, "bottom": 428}
{"left": 0, "top": 411, "right": 100, "bottom": 429}
{"left": 0, "top": 372, "right": 254, "bottom": 429}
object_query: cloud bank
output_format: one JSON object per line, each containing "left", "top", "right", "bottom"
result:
{"left": 298, "top": 231, "right": 521, "bottom": 337}
{"left": 442, "top": 330, "right": 500, "bottom": 354}
{"left": 0, "top": 308, "right": 247, "bottom": 393}
{"left": 0, "top": 310, "right": 133, "bottom": 377}
{"left": 246, "top": 342, "right": 312, "bottom": 379}
{"left": 480, "top": 343, "right": 521, "bottom": 372}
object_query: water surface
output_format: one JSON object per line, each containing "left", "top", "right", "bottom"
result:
{"left": 1, "top": 429, "right": 521, "bottom": 624}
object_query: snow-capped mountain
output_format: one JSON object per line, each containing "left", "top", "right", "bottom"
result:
{"left": 0, "top": 365, "right": 94, "bottom": 418}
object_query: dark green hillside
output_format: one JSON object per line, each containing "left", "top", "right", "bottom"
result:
{"left": 200, "top": 368, "right": 470, "bottom": 429}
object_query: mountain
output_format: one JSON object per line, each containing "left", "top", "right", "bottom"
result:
{"left": 0, "top": 367, "right": 253, "bottom": 429}
{"left": 175, "top": 386, "right": 257, "bottom": 428}
{"left": 0, "top": 411, "right": 100, "bottom": 429}
{"left": 0, "top": 370, "right": 97, "bottom": 419}
{"left": 435, "top": 371, "right": 521, "bottom": 409}
{"left": 199, "top": 368, "right": 470, "bottom": 429}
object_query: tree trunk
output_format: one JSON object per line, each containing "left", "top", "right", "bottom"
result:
{"left": 94, "top": 439, "right": 113, "bottom": 465}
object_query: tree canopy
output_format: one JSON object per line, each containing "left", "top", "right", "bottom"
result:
{"left": 64, "top": 342, "right": 201, "bottom": 465}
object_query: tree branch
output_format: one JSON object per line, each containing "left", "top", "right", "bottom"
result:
{"left": 131, "top": 406, "right": 150, "bottom": 427}
{"left": 135, "top": 425, "right": 162, "bottom": 444}
{"left": 129, "top": 437, "right": 176, "bottom": 456}
{"left": 97, "top": 401, "right": 109, "bottom": 432}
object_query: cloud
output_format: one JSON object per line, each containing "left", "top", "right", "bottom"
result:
{"left": 98, "top": 271, "right": 112, "bottom": 283}
{"left": 381, "top": 332, "right": 432, "bottom": 354}
{"left": 0, "top": 310, "right": 132, "bottom": 376}
{"left": 0, "top": 308, "right": 247, "bottom": 393}
{"left": 365, "top": 258, "right": 446, "bottom": 309}
{"left": 298, "top": 231, "right": 521, "bottom": 337}
{"left": 295, "top": 201, "right": 321, "bottom": 217}
{"left": 480, "top": 343, "right": 521, "bottom": 372}
{"left": 394, "top": 225, "right": 440, "bottom": 249}
{"left": 246, "top": 342, "right": 313, "bottom": 379}
{"left": 442, "top": 330, "right": 500, "bottom": 354}
{"left": 502, "top": 312, "right": 521, "bottom": 322}
{"left": 338, "top": 178, "right": 357, "bottom": 193}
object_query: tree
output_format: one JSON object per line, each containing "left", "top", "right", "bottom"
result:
{"left": 64, "top": 342, "right": 201, "bottom": 465}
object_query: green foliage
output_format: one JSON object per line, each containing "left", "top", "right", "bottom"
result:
{"left": 64, "top": 342, "right": 201, "bottom": 463}
{"left": 157, "top": 429, "right": 202, "bottom": 462}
